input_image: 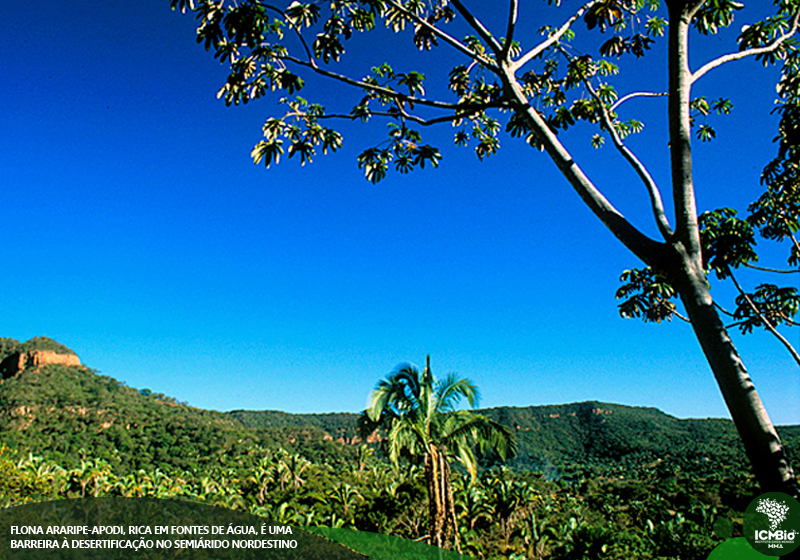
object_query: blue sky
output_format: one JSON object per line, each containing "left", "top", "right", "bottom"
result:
{"left": 1, "top": 1, "right": 797, "bottom": 424}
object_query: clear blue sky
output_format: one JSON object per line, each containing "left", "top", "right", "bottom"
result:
{"left": 1, "top": 1, "right": 797, "bottom": 424}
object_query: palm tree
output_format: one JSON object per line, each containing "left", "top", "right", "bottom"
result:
{"left": 327, "top": 481, "right": 363, "bottom": 525}
{"left": 364, "top": 355, "right": 515, "bottom": 551}
{"left": 276, "top": 451, "right": 310, "bottom": 490}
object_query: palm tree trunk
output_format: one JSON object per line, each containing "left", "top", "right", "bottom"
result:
{"left": 442, "top": 459, "right": 461, "bottom": 553}
{"left": 426, "top": 450, "right": 444, "bottom": 548}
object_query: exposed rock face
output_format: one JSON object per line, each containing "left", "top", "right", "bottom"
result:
{"left": 0, "top": 350, "right": 81, "bottom": 379}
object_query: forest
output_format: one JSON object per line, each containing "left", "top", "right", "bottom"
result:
{"left": 1, "top": 352, "right": 797, "bottom": 559}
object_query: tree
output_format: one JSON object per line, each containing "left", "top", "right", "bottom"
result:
{"left": 616, "top": 203, "right": 799, "bottom": 366}
{"left": 363, "top": 356, "right": 514, "bottom": 550}
{"left": 170, "top": 0, "right": 800, "bottom": 495}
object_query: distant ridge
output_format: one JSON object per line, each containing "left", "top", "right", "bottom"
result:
{"left": 230, "top": 401, "right": 800, "bottom": 475}
{"left": 0, "top": 336, "right": 797, "bottom": 477}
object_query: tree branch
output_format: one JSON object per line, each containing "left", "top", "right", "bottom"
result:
{"left": 501, "top": 0, "right": 519, "bottom": 61}
{"left": 313, "top": 98, "right": 510, "bottom": 127}
{"left": 258, "top": 3, "right": 316, "bottom": 62}
{"left": 499, "top": 67, "right": 666, "bottom": 267}
{"left": 610, "top": 91, "right": 668, "bottom": 112}
{"left": 742, "top": 262, "right": 800, "bottom": 274}
{"left": 691, "top": 8, "right": 800, "bottom": 84}
{"left": 449, "top": 0, "right": 504, "bottom": 56}
{"left": 667, "top": 11, "right": 702, "bottom": 257}
{"left": 583, "top": 79, "right": 674, "bottom": 240}
{"left": 668, "top": 305, "right": 692, "bottom": 322}
{"left": 278, "top": 54, "right": 463, "bottom": 111}
{"left": 382, "top": 0, "right": 498, "bottom": 70}
{"left": 728, "top": 267, "right": 800, "bottom": 367}
{"left": 714, "top": 301, "right": 735, "bottom": 317}
{"left": 512, "top": 0, "right": 599, "bottom": 72}
{"left": 392, "top": 99, "right": 511, "bottom": 126}
{"left": 785, "top": 219, "right": 800, "bottom": 260}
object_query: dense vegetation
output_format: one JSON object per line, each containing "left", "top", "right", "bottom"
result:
{"left": 0, "top": 365, "right": 274, "bottom": 473}
{"left": 1, "top": 359, "right": 798, "bottom": 558}
{"left": 234, "top": 402, "right": 800, "bottom": 480}
{"left": 0, "top": 336, "right": 76, "bottom": 358}
{"left": 0, "top": 436, "right": 767, "bottom": 559}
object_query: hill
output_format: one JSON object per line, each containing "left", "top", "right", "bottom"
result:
{"left": 231, "top": 402, "right": 800, "bottom": 477}
{"left": 0, "top": 364, "right": 267, "bottom": 473}
{"left": 0, "top": 340, "right": 796, "bottom": 478}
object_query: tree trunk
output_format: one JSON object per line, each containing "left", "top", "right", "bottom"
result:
{"left": 497, "top": 0, "right": 798, "bottom": 498}
{"left": 443, "top": 459, "right": 461, "bottom": 553}
{"left": 670, "top": 248, "right": 798, "bottom": 496}
{"left": 664, "top": 1, "right": 798, "bottom": 498}
{"left": 426, "top": 449, "right": 445, "bottom": 548}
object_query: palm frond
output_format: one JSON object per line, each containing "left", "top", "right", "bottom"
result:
{"left": 436, "top": 372, "right": 480, "bottom": 412}
{"left": 387, "top": 417, "right": 428, "bottom": 465}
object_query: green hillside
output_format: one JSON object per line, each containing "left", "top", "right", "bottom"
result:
{"left": 228, "top": 402, "right": 800, "bottom": 477}
{"left": 0, "top": 336, "right": 76, "bottom": 358}
{"left": 0, "top": 342, "right": 796, "bottom": 479}
{"left": 0, "top": 364, "right": 266, "bottom": 473}
{"left": 2, "top": 339, "right": 796, "bottom": 560}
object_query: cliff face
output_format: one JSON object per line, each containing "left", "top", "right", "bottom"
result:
{"left": 0, "top": 350, "right": 81, "bottom": 379}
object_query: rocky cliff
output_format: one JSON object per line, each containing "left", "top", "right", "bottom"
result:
{"left": 0, "top": 346, "right": 81, "bottom": 379}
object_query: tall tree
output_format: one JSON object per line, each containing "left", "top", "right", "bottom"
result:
{"left": 171, "top": 0, "right": 800, "bottom": 495}
{"left": 364, "top": 356, "right": 514, "bottom": 550}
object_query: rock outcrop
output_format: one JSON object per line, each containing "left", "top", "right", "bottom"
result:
{"left": 0, "top": 349, "right": 81, "bottom": 379}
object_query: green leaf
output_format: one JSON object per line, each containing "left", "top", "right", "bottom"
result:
{"left": 285, "top": 2, "right": 321, "bottom": 28}
{"left": 357, "top": 148, "right": 391, "bottom": 183}
{"left": 699, "top": 208, "right": 757, "bottom": 277}
{"left": 712, "top": 97, "right": 733, "bottom": 115}
{"left": 411, "top": 145, "right": 441, "bottom": 169}
{"left": 251, "top": 139, "right": 284, "bottom": 167}
{"left": 616, "top": 267, "right": 678, "bottom": 323}
{"left": 733, "top": 284, "right": 799, "bottom": 334}
{"left": 692, "top": 0, "right": 743, "bottom": 35}
{"left": 644, "top": 16, "right": 668, "bottom": 37}
{"left": 397, "top": 71, "right": 426, "bottom": 96}
{"left": 313, "top": 33, "right": 345, "bottom": 63}
{"left": 697, "top": 124, "right": 716, "bottom": 142}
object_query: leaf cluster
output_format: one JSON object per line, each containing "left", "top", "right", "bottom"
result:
{"left": 616, "top": 189, "right": 798, "bottom": 338}
{"left": 616, "top": 267, "right": 677, "bottom": 322}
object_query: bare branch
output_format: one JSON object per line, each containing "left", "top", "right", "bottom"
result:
{"left": 499, "top": 67, "right": 666, "bottom": 266}
{"left": 512, "top": 0, "right": 599, "bottom": 72}
{"left": 583, "top": 80, "right": 674, "bottom": 240}
{"left": 714, "top": 301, "right": 735, "bottom": 317}
{"left": 742, "top": 263, "right": 800, "bottom": 274}
{"left": 313, "top": 99, "right": 510, "bottom": 127}
{"left": 728, "top": 267, "right": 800, "bottom": 367}
{"left": 786, "top": 221, "right": 800, "bottom": 260}
{"left": 259, "top": 3, "right": 315, "bottom": 62}
{"left": 383, "top": 0, "right": 498, "bottom": 70}
{"left": 449, "top": 0, "right": 504, "bottom": 56}
{"left": 691, "top": 8, "right": 800, "bottom": 84}
{"left": 279, "top": 54, "right": 463, "bottom": 110}
{"left": 393, "top": 99, "right": 511, "bottom": 126}
{"left": 610, "top": 91, "right": 668, "bottom": 112}
{"left": 669, "top": 306, "right": 692, "bottom": 322}
{"left": 501, "top": 0, "right": 519, "bottom": 61}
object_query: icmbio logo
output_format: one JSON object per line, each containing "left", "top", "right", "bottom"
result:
{"left": 744, "top": 492, "right": 800, "bottom": 556}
